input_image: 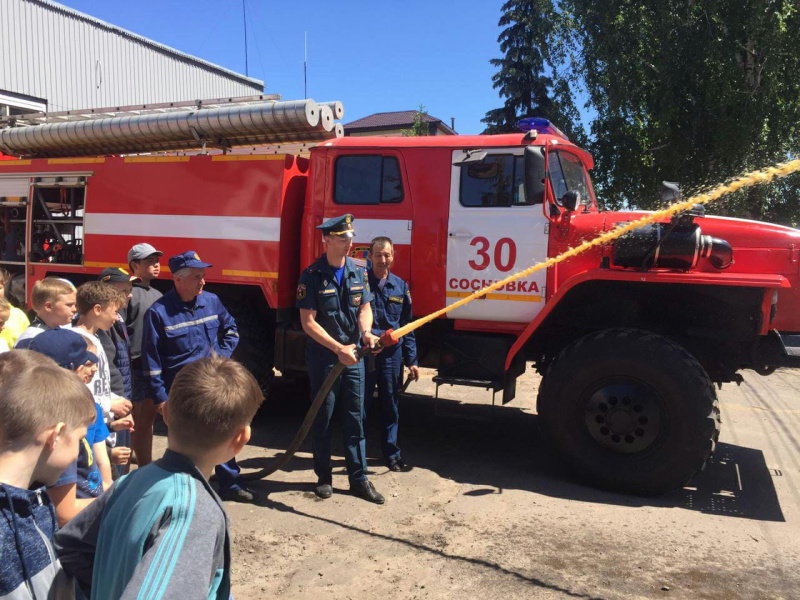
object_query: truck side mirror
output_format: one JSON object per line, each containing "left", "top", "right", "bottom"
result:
{"left": 524, "top": 145, "right": 546, "bottom": 205}
{"left": 661, "top": 181, "right": 680, "bottom": 206}
{"left": 561, "top": 190, "right": 581, "bottom": 212}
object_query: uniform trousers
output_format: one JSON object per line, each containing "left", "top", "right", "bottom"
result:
{"left": 308, "top": 352, "right": 368, "bottom": 485}
{"left": 364, "top": 346, "right": 404, "bottom": 464}
{"left": 215, "top": 458, "right": 243, "bottom": 493}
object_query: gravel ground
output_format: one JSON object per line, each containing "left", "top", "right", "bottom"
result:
{"left": 152, "top": 365, "right": 800, "bottom": 599}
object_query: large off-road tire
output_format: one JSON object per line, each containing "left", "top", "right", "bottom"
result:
{"left": 537, "top": 328, "right": 720, "bottom": 495}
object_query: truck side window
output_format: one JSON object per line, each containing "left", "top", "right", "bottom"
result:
{"left": 30, "top": 182, "right": 85, "bottom": 265}
{"left": 460, "top": 154, "right": 528, "bottom": 207}
{"left": 0, "top": 178, "right": 29, "bottom": 266}
{"left": 334, "top": 155, "right": 404, "bottom": 205}
{"left": 548, "top": 151, "right": 590, "bottom": 205}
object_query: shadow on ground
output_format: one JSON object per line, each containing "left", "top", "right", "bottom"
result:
{"left": 222, "top": 379, "right": 785, "bottom": 522}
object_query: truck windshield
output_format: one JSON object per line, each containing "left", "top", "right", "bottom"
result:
{"left": 549, "top": 150, "right": 592, "bottom": 206}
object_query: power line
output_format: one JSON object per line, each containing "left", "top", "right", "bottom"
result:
{"left": 244, "top": 0, "right": 267, "bottom": 85}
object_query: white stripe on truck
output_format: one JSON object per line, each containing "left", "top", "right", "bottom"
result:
{"left": 85, "top": 213, "right": 281, "bottom": 242}
{"left": 351, "top": 219, "right": 412, "bottom": 245}
{"left": 86, "top": 214, "right": 413, "bottom": 244}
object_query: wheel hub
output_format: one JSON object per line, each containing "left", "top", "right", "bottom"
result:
{"left": 584, "top": 381, "right": 662, "bottom": 454}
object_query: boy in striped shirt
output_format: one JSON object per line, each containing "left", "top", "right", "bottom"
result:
{"left": 54, "top": 356, "right": 264, "bottom": 599}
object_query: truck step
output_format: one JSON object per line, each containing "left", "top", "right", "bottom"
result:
{"left": 432, "top": 376, "right": 503, "bottom": 392}
{"left": 432, "top": 376, "right": 503, "bottom": 406}
{"left": 781, "top": 334, "right": 800, "bottom": 357}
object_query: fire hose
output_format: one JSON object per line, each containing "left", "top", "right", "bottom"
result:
{"left": 240, "top": 330, "right": 400, "bottom": 481}
{"left": 240, "top": 158, "right": 800, "bottom": 482}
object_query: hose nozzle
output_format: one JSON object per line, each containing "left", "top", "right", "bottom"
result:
{"left": 380, "top": 329, "right": 400, "bottom": 347}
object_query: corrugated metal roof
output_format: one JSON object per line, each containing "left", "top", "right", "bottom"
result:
{"left": 1, "top": 0, "right": 264, "bottom": 112}
{"left": 345, "top": 110, "right": 443, "bottom": 129}
{"left": 27, "top": 0, "right": 263, "bottom": 88}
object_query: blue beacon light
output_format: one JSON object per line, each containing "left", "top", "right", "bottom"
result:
{"left": 516, "top": 117, "right": 569, "bottom": 140}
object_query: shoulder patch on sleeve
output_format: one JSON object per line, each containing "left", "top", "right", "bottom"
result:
{"left": 297, "top": 284, "right": 306, "bottom": 300}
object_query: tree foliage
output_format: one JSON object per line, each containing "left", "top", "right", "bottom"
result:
{"left": 569, "top": 0, "right": 800, "bottom": 223}
{"left": 482, "top": 0, "right": 586, "bottom": 145}
{"left": 402, "top": 104, "right": 431, "bottom": 137}
{"left": 485, "top": 0, "right": 800, "bottom": 225}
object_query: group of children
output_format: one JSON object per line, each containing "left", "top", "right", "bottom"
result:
{"left": 0, "top": 257, "right": 265, "bottom": 598}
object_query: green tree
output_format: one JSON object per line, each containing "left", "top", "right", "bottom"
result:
{"left": 402, "top": 104, "right": 431, "bottom": 137}
{"left": 482, "top": 0, "right": 586, "bottom": 144}
{"left": 565, "top": 0, "right": 800, "bottom": 224}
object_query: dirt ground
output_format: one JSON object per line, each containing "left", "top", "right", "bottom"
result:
{"left": 152, "top": 366, "right": 800, "bottom": 599}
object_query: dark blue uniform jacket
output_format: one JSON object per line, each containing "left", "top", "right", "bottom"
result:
{"left": 296, "top": 256, "right": 372, "bottom": 361}
{"left": 142, "top": 289, "right": 238, "bottom": 404}
{"left": 367, "top": 270, "right": 418, "bottom": 365}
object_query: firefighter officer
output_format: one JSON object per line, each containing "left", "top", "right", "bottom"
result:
{"left": 365, "top": 236, "right": 419, "bottom": 471}
{"left": 142, "top": 250, "right": 257, "bottom": 503}
{"left": 297, "top": 214, "right": 385, "bottom": 504}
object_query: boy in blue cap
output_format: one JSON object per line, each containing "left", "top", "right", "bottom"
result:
{"left": 141, "top": 251, "right": 255, "bottom": 502}
{"left": 297, "top": 214, "right": 385, "bottom": 504}
{"left": 28, "top": 328, "right": 112, "bottom": 526}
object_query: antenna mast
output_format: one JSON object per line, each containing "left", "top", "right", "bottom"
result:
{"left": 243, "top": 0, "right": 249, "bottom": 76}
{"left": 304, "top": 31, "right": 308, "bottom": 98}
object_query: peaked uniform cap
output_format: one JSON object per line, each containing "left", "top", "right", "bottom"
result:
{"left": 317, "top": 214, "right": 355, "bottom": 238}
{"left": 168, "top": 251, "right": 213, "bottom": 273}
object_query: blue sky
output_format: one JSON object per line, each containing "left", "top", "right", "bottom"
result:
{"left": 60, "top": 0, "right": 517, "bottom": 135}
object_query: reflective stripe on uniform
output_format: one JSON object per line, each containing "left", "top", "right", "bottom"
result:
{"left": 144, "top": 369, "right": 162, "bottom": 376}
{"left": 163, "top": 315, "right": 219, "bottom": 331}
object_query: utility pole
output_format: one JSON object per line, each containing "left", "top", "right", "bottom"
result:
{"left": 243, "top": 0, "right": 249, "bottom": 76}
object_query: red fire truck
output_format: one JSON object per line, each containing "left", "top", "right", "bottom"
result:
{"left": 2, "top": 100, "right": 799, "bottom": 495}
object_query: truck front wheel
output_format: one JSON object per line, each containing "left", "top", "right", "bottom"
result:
{"left": 537, "top": 328, "right": 720, "bottom": 495}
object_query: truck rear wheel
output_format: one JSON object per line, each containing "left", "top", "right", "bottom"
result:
{"left": 537, "top": 328, "right": 720, "bottom": 495}
{"left": 226, "top": 301, "right": 274, "bottom": 395}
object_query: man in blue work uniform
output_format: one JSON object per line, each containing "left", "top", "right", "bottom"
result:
{"left": 297, "top": 214, "right": 385, "bottom": 504}
{"left": 142, "top": 250, "right": 256, "bottom": 503}
{"left": 365, "top": 236, "right": 419, "bottom": 471}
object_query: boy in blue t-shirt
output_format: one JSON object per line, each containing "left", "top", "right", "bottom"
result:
{"left": 28, "top": 328, "right": 112, "bottom": 526}
{"left": 52, "top": 403, "right": 109, "bottom": 499}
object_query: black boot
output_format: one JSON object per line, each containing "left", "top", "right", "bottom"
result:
{"left": 219, "top": 487, "right": 260, "bottom": 503}
{"left": 350, "top": 480, "right": 385, "bottom": 504}
{"left": 388, "top": 458, "right": 412, "bottom": 472}
{"left": 314, "top": 481, "right": 333, "bottom": 499}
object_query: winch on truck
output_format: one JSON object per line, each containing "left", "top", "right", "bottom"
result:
{"left": 2, "top": 97, "right": 799, "bottom": 496}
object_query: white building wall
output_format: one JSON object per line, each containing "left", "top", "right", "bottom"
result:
{"left": 0, "top": 0, "right": 263, "bottom": 112}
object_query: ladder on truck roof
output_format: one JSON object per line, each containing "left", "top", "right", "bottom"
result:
{"left": 0, "top": 95, "right": 345, "bottom": 158}
{"left": 0, "top": 94, "right": 282, "bottom": 127}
